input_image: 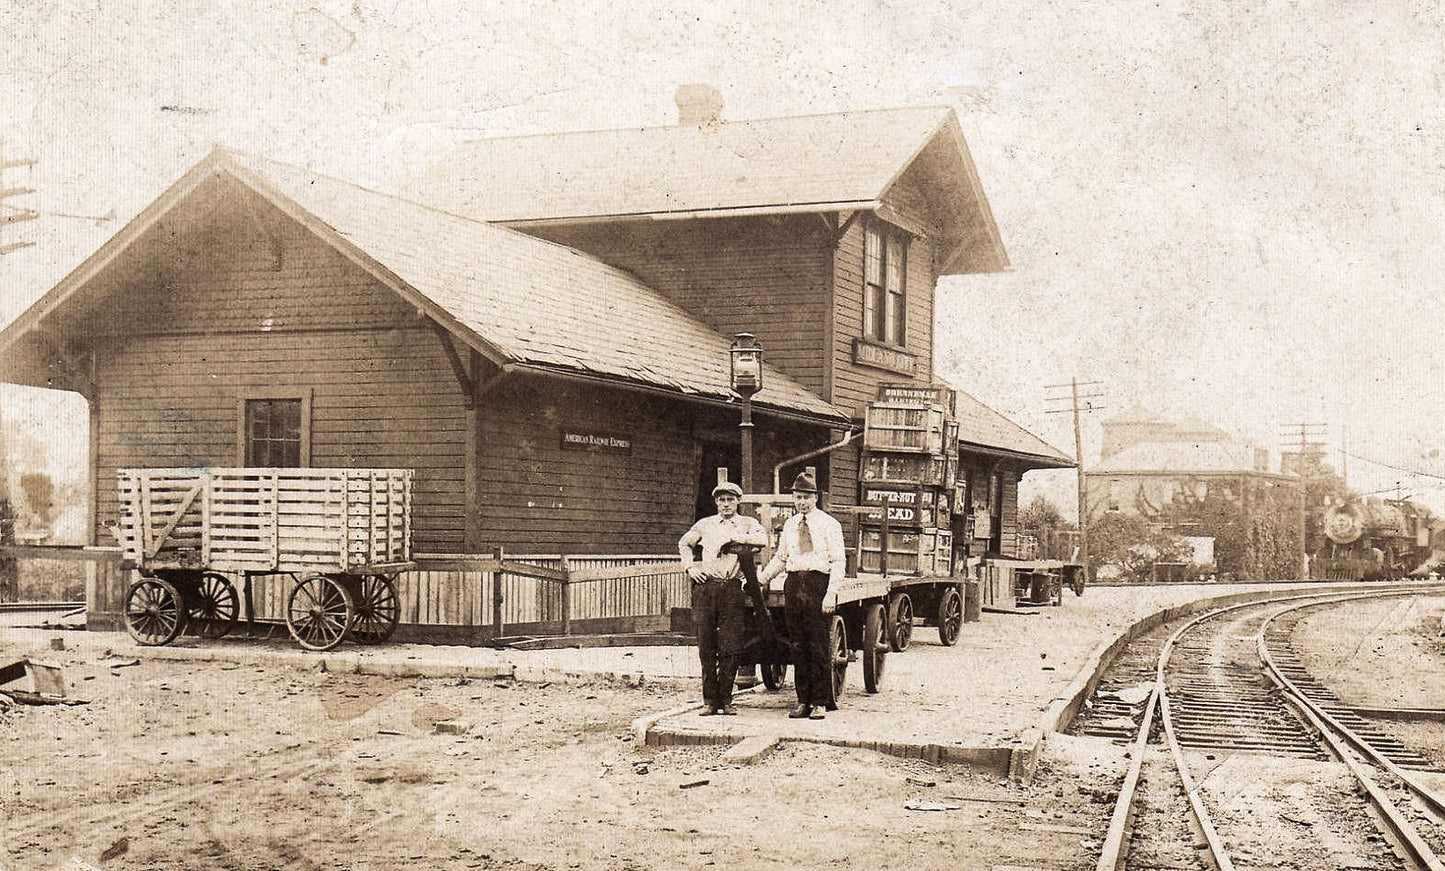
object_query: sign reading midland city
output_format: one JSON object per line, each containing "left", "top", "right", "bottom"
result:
{"left": 560, "top": 429, "right": 633, "bottom": 455}
{"left": 852, "top": 338, "right": 917, "bottom": 376}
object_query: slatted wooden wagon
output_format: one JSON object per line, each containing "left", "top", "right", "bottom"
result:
{"left": 113, "top": 468, "right": 414, "bottom": 651}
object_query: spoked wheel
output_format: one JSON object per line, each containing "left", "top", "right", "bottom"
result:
{"left": 887, "top": 593, "right": 913, "bottom": 652}
{"left": 827, "top": 613, "right": 849, "bottom": 702}
{"left": 862, "top": 603, "right": 887, "bottom": 693}
{"left": 286, "top": 574, "right": 355, "bottom": 651}
{"left": 349, "top": 575, "right": 401, "bottom": 644}
{"left": 936, "top": 585, "right": 963, "bottom": 647}
{"left": 186, "top": 572, "right": 239, "bottom": 639}
{"left": 125, "top": 576, "right": 187, "bottom": 646}
{"left": 760, "top": 660, "right": 786, "bottom": 691}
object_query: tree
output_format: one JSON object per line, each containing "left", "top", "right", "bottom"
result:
{"left": 1089, "top": 512, "right": 1194, "bottom": 583}
{"left": 1019, "top": 494, "right": 1074, "bottom": 560}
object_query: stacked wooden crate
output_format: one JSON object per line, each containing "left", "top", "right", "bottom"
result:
{"left": 857, "top": 385, "right": 958, "bottom": 576}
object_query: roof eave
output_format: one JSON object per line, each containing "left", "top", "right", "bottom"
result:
{"left": 892, "top": 112, "right": 1010, "bottom": 276}
{"left": 504, "top": 362, "right": 850, "bottom": 427}
{"left": 499, "top": 199, "right": 879, "bottom": 227}
{"left": 959, "top": 440, "right": 1076, "bottom": 470}
{"left": 0, "top": 150, "right": 230, "bottom": 356}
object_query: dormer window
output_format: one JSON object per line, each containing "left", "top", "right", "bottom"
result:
{"left": 864, "top": 218, "right": 908, "bottom": 346}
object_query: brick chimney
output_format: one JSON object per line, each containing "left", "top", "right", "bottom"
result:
{"left": 675, "top": 84, "right": 723, "bottom": 127}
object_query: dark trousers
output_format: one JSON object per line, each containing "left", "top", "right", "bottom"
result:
{"left": 693, "top": 580, "right": 746, "bottom": 708}
{"left": 784, "top": 570, "right": 833, "bottom": 708}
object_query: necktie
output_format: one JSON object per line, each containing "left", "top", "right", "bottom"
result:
{"left": 797, "top": 515, "right": 814, "bottom": 554}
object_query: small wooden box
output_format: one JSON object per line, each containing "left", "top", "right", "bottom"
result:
{"left": 864, "top": 404, "right": 947, "bottom": 454}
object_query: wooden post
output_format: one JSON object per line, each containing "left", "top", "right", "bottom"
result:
{"left": 491, "top": 545, "right": 504, "bottom": 639}
{"left": 560, "top": 556, "right": 572, "bottom": 637}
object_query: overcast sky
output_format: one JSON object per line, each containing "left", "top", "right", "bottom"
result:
{"left": 2, "top": 0, "right": 1443, "bottom": 509}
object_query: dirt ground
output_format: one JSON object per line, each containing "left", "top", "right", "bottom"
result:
{"left": 2, "top": 589, "right": 1439, "bottom": 871}
{"left": 1, "top": 641, "right": 1120, "bottom": 871}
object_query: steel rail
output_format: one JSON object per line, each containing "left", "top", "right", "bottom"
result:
{"left": 1093, "top": 681, "right": 1160, "bottom": 871}
{"left": 1257, "top": 594, "right": 1445, "bottom": 870}
{"left": 1274, "top": 681, "right": 1445, "bottom": 871}
{"left": 1096, "top": 588, "right": 1422, "bottom": 871}
{"left": 1155, "top": 606, "right": 1238, "bottom": 871}
{"left": 1259, "top": 592, "right": 1445, "bottom": 818}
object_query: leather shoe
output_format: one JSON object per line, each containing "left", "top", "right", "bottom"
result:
{"left": 808, "top": 708, "right": 825, "bottom": 720}
{"left": 824, "top": 702, "right": 838, "bottom": 712}
{"left": 700, "top": 707, "right": 719, "bottom": 716}
{"left": 788, "top": 704, "right": 812, "bottom": 719}
{"left": 718, "top": 705, "right": 738, "bottom": 716}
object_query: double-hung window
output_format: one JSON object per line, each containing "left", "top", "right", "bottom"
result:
{"left": 863, "top": 219, "right": 908, "bottom": 346}
{"left": 241, "top": 396, "right": 309, "bottom": 467}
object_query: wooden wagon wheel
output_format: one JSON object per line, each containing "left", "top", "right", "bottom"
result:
{"left": 827, "top": 613, "right": 849, "bottom": 702}
{"left": 935, "top": 585, "right": 963, "bottom": 647}
{"left": 861, "top": 603, "right": 888, "bottom": 693}
{"left": 349, "top": 575, "right": 401, "bottom": 644}
{"left": 124, "top": 575, "right": 186, "bottom": 646}
{"left": 186, "top": 571, "right": 239, "bottom": 639}
{"left": 286, "top": 574, "right": 356, "bottom": 651}
{"left": 886, "top": 592, "right": 913, "bottom": 652}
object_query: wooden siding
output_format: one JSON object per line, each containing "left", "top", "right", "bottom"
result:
{"left": 524, "top": 216, "right": 834, "bottom": 395}
{"left": 84, "top": 197, "right": 469, "bottom": 552}
{"left": 830, "top": 217, "right": 937, "bottom": 419}
{"left": 468, "top": 378, "right": 701, "bottom": 554}
{"left": 1000, "top": 468, "right": 1020, "bottom": 557}
{"left": 92, "top": 326, "right": 468, "bottom": 552}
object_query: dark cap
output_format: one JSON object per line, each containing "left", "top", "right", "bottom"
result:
{"left": 790, "top": 472, "right": 818, "bottom": 494}
{"left": 712, "top": 481, "right": 743, "bottom": 498}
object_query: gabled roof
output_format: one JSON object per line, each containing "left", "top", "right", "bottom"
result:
{"left": 409, "top": 105, "right": 1008, "bottom": 274}
{"left": 944, "top": 382, "right": 1074, "bottom": 469}
{"left": 0, "top": 148, "right": 848, "bottom": 425}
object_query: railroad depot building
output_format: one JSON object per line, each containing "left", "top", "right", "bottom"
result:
{"left": 0, "top": 92, "right": 1071, "bottom": 639}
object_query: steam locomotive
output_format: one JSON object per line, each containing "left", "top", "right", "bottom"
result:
{"left": 1312, "top": 496, "right": 1445, "bottom": 580}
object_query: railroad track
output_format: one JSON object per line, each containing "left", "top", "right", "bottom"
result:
{"left": 1085, "top": 588, "right": 1445, "bottom": 871}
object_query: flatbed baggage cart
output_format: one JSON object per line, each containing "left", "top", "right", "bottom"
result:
{"left": 742, "top": 574, "right": 896, "bottom": 698}
{"left": 113, "top": 467, "right": 414, "bottom": 651}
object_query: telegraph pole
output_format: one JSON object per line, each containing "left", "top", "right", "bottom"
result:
{"left": 1046, "top": 378, "right": 1104, "bottom": 581}
{"left": 0, "top": 137, "right": 37, "bottom": 601}
{"left": 1281, "top": 422, "right": 1327, "bottom": 582}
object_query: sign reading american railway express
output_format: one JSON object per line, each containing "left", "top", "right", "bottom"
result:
{"left": 559, "top": 430, "right": 633, "bottom": 454}
{"left": 852, "top": 338, "right": 917, "bottom": 376}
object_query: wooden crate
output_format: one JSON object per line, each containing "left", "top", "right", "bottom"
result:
{"left": 116, "top": 467, "right": 412, "bottom": 574}
{"left": 875, "top": 383, "right": 957, "bottom": 416}
{"left": 857, "top": 526, "right": 952, "bottom": 576}
{"left": 860, "top": 451, "right": 953, "bottom": 487}
{"left": 858, "top": 484, "right": 951, "bottom": 528}
{"left": 863, "top": 404, "right": 947, "bottom": 454}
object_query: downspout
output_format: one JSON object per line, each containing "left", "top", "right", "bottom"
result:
{"left": 772, "top": 428, "right": 863, "bottom": 494}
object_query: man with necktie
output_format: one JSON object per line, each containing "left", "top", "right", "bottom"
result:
{"left": 758, "top": 472, "right": 847, "bottom": 720}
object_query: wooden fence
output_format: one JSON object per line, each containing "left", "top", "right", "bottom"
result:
{"left": 66, "top": 547, "right": 688, "bottom": 641}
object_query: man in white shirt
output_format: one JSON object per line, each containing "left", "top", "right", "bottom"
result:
{"left": 678, "top": 481, "right": 769, "bottom": 716}
{"left": 758, "top": 472, "right": 846, "bottom": 720}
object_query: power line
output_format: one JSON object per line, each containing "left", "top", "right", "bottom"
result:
{"left": 1044, "top": 378, "right": 1105, "bottom": 579}
{"left": 1340, "top": 449, "right": 1445, "bottom": 483}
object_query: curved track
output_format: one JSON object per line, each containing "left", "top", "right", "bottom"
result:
{"left": 1091, "top": 588, "right": 1445, "bottom": 871}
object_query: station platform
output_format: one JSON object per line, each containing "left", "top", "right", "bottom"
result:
{"left": 0, "top": 581, "right": 1382, "bottom": 781}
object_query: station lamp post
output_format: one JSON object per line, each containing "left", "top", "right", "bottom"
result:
{"left": 729, "top": 333, "right": 763, "bottom": 494}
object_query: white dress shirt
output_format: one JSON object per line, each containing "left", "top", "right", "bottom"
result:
{"left": 761, "top": 507, "right": 846, "bottom": 588}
